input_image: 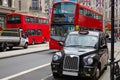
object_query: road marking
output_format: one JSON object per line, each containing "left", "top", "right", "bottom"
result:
{"left": 1, "top": 63, "right": 50, "bottom": 80}
{"left": 41, "top": 74, "right": 52, "bottom": 80}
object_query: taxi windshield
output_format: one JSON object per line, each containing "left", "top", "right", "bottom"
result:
{"left": 65, "top": 34, "right": 98, "bottom": 48}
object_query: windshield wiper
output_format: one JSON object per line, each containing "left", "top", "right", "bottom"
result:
{"left": 65, "top": 45, "right": 84, "bottom": 47}
{"left": 84, "top": 46, "right": 95, "bottom": 48}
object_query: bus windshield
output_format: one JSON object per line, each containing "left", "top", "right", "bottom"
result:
{"left": 53, "top": 2, "right": 76, "bottom": 14}
{"left": 7, "top": 15, "right": 21, "bottom": 24}
{"left": 50, "top": 25, "right": 75, "bottom": 41}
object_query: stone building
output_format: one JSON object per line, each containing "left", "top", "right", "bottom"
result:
{"left": 0, "top": 0, "right": 15, "bottom": 29}
{"left": 14, "top": 0, "right": 53, "bottom": 17}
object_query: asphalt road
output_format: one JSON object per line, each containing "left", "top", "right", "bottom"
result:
{"left": 0, "top": 50, "right": 107, "bottom": 80}
{"left": 0, "top": 42, "right": 120, "bottom": 80}
{"left": 0, "top": 50, "right": 53, "bottom": 80}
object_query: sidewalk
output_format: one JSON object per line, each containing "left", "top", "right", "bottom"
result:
{"left": 0, "top": 43, "right": 49, "bottom": 59}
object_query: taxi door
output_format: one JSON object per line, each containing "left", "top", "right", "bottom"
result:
{"left": 99, "top": 34, "right": 108, "bottom": 70}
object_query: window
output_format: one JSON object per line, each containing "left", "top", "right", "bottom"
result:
{"left": 25, "top": 16, "right": 30, "bottom": 23}
{"left": 7, "top": 15, "right": 21, "bottom": 24}
{"left": 83, "top": 9, "right": 87, "bottom": 16}
{"left": 30, "top": 17, "right": 34, "bottom": 23}
{"left": 80, "top": 8, "right": 84, "bottom": 15}
{"left": 36, "top": 30, "right": 42, "bottom": 35}
{"left": 33, "top": 17, "right": 38, "bottom": 23}
{"left": 25, "top": 30, "right": 31, "bottom": 36}
{"left": 8, "top": 0, "right": 12, "bottom": 7}
{"left": 54, "top": 2, "right": 76, "bottom": 14}
{"left": 31, "top": 0, "right": 39, "bottom": 10}
{"left": 100, "top": 36, "right": 106, "bottom": 46}
{"left": 19, "top": 0, "right": 21, "bottom": 10}
{"left": 38, "top": 18, "right": 41, "bottom": 23}
{"left": 0, "top": 0, "right": 2, "bottom": 5}
{"left": 31, "top": 30, "right": 35, "bottom": 35}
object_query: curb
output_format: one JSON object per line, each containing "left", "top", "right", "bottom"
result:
{"left": 0, "top": 43, "right": 52, "bottom": 59}
{"left": 0, "top": 49, "right": 50, "bottom": 59}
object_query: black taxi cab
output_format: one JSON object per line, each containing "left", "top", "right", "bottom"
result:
{"left": 51, "top": 30, "right": 109, "bottom": 80}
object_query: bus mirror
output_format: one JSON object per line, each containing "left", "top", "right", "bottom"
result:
{"left": 58, "top": 42, "right": 64, "bottom": 46}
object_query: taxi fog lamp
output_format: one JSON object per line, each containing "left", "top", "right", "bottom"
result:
{"left": 53, "top": 52, "right": 62, "bottom": 61}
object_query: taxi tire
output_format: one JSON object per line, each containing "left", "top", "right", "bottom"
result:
{"left": 53, "top": 73, "right": 60, "bottom": 79}
{"left": 93, "top": 68, "right": 100, "bottom": 80}
{"left": 9, "top": 46, "right": 13, "bottom": 50}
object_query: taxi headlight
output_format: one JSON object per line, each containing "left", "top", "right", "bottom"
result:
{"left": 83, "top": 57, "right": 93, "bottom": 66}
{"left": 87, "top": 57, "right": 93, "bottom": 65}
{"left": 53, "top": 52, "right": 62, "bottom": 61}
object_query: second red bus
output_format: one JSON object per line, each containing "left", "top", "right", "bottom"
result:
{"left": 6, "top": 12, "right": 50, "bottom": 44}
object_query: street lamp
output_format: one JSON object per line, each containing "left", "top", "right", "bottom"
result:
{"left": 110, "top": 0, "right": 115, "bottom": 80}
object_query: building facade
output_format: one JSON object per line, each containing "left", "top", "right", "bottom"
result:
{"left": 14, "top": 0, "right": 53, "bottom": 17}
{"left": 105, "top": 0, "right": 120, "bottom": 34}
{"left": 2, "top": 0, "right": 120, "bottom": 34}
{"left": 0, "top": 0, "right": 15, "bottom": 29}
{"left": 78, "top": 0, "right": 120, "bottom": 34}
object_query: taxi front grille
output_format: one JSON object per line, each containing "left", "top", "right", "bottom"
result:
{"left": 63, "top": 55, "right": 79, "bottom": 71}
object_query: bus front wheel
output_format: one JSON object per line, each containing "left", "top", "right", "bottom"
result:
{"left": 23, "top": 43, "right": 28, "bottom": 49}
{"left": 43, "top": 38, "right": 47, "bottom": 43}
{"left": 32, "top": 40, "right": 35, "bottom": 45}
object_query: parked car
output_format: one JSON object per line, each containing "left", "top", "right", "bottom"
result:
{"left": 51, "top": 30, "right": 109, "bottom": 80}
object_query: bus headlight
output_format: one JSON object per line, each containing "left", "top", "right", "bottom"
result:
{"left": 53, "top": 52, "right": 62, "bottom": 61}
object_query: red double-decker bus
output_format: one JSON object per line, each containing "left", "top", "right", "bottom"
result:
{"left": 50, "top": 1, "right": 103, "bottom": 50}
{"left": 0, "top": 27, "right": 2, "bottom": 31}
{"left": 6, "top": 12, "right": 50, "bottom": 44}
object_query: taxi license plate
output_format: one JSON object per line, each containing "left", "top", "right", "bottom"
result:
{"left": 63, "top": 71, "right": 78, "bottom": 76}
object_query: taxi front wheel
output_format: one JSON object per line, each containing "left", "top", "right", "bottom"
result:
{"left": 53, "top": 73, "right": 60, "bottom": 79}
{"left": 93, "top": 68, "right": 100, "bottom": 80}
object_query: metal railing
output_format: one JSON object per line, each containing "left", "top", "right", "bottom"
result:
{"left": 106, "top": 59, "right": 120, "bottom": 80}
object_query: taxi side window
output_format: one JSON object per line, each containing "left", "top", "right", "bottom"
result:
{"left": 100, "top": 36, "right": 106, "bottom": 46}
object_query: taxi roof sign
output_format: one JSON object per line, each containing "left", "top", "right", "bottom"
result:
{"left": 78, "top": 30, "right": 89, "bottom": 35}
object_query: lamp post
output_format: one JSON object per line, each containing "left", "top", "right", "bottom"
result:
{"left": 110, "top": 0, "right": 115, "bottom": 80}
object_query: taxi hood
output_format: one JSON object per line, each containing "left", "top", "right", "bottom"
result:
{"left": 62, "top": 47, "right": 97, "bottom": 56}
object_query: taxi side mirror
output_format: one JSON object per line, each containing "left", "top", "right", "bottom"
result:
{"left": 106, "top": 33, "right": 109, "bottom": 38}
{"left": 100, "top": 44, "right": 107, "bottom": 49}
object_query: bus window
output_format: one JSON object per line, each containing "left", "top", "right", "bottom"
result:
{"left": 7, "top": 15, "right": 21, "bottom": 24}
{"left": 53, "top": 2, "right": 76, "bottom": 14}
{"left": 36, "top": 30, "right": 42, "bottom": 35}
{"left": 31, "top": 30, "right": 35, "bottom": 36}
{"left": 50, "top": 25, "right": 75, "bottom": 41}
{"left": 38, "top": 18, "right": 41, "bottom": 23}
{"left": 80, "top": 8, "right": 84, "bottom": 15}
